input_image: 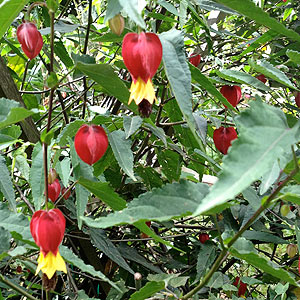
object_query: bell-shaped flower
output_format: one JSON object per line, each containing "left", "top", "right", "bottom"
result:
{"left": 17, "top": 21, "right": 43, "bottom": 60}
{"left": 213, "top": 126, "right": 237, "bottom": 155}
{"left": 122, "top": 32, "right": 162, "bottom": 105}
{"left": 30, "top": 209, "right": 67, "bottom": 279}
{"left": 220, "top": 85, "right": 242, "bottom": 108}
{"left": 74, "top": 124, "right": 108, "bottom": 165}
{"left": 48, "top": 178, "right": 61, "bottom": 203}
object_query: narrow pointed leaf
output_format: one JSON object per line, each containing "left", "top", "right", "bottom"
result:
{"left": 123, "top": 116, "right": 143, "bottom": 139}
{"left": 287, "top": 50, "right": 300, "bottom": 65}
{"left": 108, "top": 130, "right": 136, "bottom": 181}
{"left": 129, "top": 281, "right": 165, "bottom": 300}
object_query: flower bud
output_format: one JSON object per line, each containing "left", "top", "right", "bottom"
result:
{"left": 48, "top": 178, "right": 61, "bottom": 202}
{"left": 295, "top": 92, "right": 300, "bottom": 108}
{"left": 48, "top": 168, "right": 57, "bottom": 184}
{"left": 109, "top": 14, "right": 125, "bottom": 36}
{"left": 134, "top": 272, "right": 142, "bottom": 281}
{"left": 256, "top": 74, "right": 267, "bottom": 84}
{"left": 74, "top": 125, "right": 108, "bottom": 165}
{"left": 61, "top": 187, "right": 71, "bottom": 200}
{"left": 233, "top": 277, "right": 247, "bottom": 297}
{"left": 280, "top": 204, "right": 290, "bottom": 217}
{"left": 286, "top": 244, "right": 298, "bottom": 258}
{"left": 199, "top": 233, "right": 209, "bottom": 244}
{"left": 17, "top": 21, "right": 43, "bottom": 60}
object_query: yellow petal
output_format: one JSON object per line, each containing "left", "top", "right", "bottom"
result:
{"left": 129, "top": 78, "right": 156, "bottom": 105}
{"left": 36, "top": 251, "right": 67, "bottom": 279}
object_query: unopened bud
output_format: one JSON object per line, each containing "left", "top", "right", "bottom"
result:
{"left": 109, "top": 14, "right": 125, "bottom": 36}
{"left": 48, "top": 168, "right": 57, "bottom": 184}
{"left": 280, "top": 204, "right": 290, "bottom": 217}
{"left": 286, "top": 244, "right": 298, "bottom": 258}
{"left": 134, "top": 272, "right": 142, "bottom": 281}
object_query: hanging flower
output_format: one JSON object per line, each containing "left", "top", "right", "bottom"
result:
{"left": 48, "top": 178, "right": 61, "bottom": 203}
{"left": 213, "top": 126, "right": 238, "bottom": 155}
{"left": 220, "top": 85, "right": 242, "bottom": 108}
{"left": 17, "top": 21, "right": 43, "bottom": 60}
{"left": 30, "top": 209, "right": 67, "bottom": 279}
{"left": 122, "top": 32, "right": 163, "bottom": 106}
{"left": 189, "top": 53, "right": 201, "bottom": 67}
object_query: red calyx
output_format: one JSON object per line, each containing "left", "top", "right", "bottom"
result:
{"left": 189, "top": 53, "right": 201, "bottom": 67}
{"left": 74, "top": 124, "right": 108, "bottom": 165}
{"left": 256, "top": 74, "right": 267, "bottom": 84}
{"left": 48, "top": 179, "right": 61, "bottom": 203}
{"left": 295, "top": 92, "right": 300, "bottom": 108}
{"left": 199, "top": 233, "right": 209, "bottom": 244}
{"left": 213, "top": 126, "right": 238, "bottom": 155}
{"left": 17, "top": 21, "right": 43, "bottom": 60}
{"left": 220, "top": 85, "right": 242, "bottom": 108}
{"left": 122, "top": 32, "right": 162, "bottom": 83}
{"left": 233, "top": 277, "right": 247, "bottom": 297}
{"left": 61, "top": 187, "right": 71, "bottom": 200}
{"left": 138, "top": 99, "right": 152, "bottom": 118}
{"left": 30, "top": 209, "right": 65, "bottom": 256}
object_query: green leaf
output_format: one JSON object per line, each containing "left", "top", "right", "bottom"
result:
{"left": 147, "top": 273, "right": 189, "bottom": 288}
{"left": 57, "top": 120, "right": 85, "bottom": 146}
{"left": 106, "top": 280, "right": 128, "bottom": 300}
{"left": 90, "top": 228, "right": 134, "bottom": 274}
{"left": 193, "top": 0, "right": 238, "bottom": 14}
{"left": 287, "top": 50, "right": 300, "bottom": 65}
{"left": 56, "top": 158, "right": 71, "bottom": 188}
{"left": 29, "top": 143, "right": 45, "bottom": 210}
{"left": 157, "top": 149, "right": 182, "bottom": 182}
{"left": 15, "top": 155, "right": 30, "bottom": 181}
{"left": 0, "top": 0, "right": 29, "bottom": 40}
{"left": 189, "top": 64, "right": 235, "bottom": 109}
{"left": 242, "top": 230, "right": 288, "bottom": 244}
{"left": 76, "top": 62, "right": 136, "bottom": 113}
{"left": 196, "top": 244, "right": 217, "bottom": 280}
{"left": 104, "top": 0, "right": 122, "bottom": 23}
{"left": 144, "top": 123, "right": 167, "bottom": 147}
{"left": 0, "top": 227, "right": 11, "bottom": 254}
{"left": 0, "top": 155, "right": 15, "bottom": 212}
{"left": 215, "top": 0, "right": 300, "bottom": 43}
{"left": 118, "top": 0, "right": 146, "bottom": 29}
{"left": 75, "top": 177, "right": 89, "bottom": 230}
{"left": 157, "top": 0, "right": 180, "bottom": 16}
{"left": 194, "top": 101, "right": 300, "bottom": 216}
{"left": 216, "top": 69, "right": 270, "bottom": 91}
{"left": 54, "top": 40, "right": 73, "bottom": 68}
{"left": 108, "top": 129, "right": 136, "bottom": 181}
{"left": 160, "top": 29, "right": 205, "bottom": 152}
{"left": 93, "top": 147, "right": 115, "bottom": 177}
{"left": 0, "top": 98, "right": 35, "bottom": 130}
{"left": 78, "top": 177, "right": 126, "bottom": 211}
{"left": 60, "top": 246, "right": 119, "bottom": 290}
{"left": 0, "top": 203, "right": 31, "bottom": 240}
{"left": 279, "top": 186, "right": 300, "bottom": 204}
{"left": 123, "top": 116, "right": 143, "bottom": 139}
{"left": 129, "top": 281, "right": 165, "bottom": 300}
{"left": 248, "top": 59, "right": 296, "bottom": 90}
{"left": 230, "top": 238, "right": 298, "bottom": 285}
{"left": 82, "top": 180, "right": 209, "bottom": 228}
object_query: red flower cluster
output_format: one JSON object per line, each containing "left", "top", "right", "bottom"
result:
{"left": 233, "top": 277, "right": 247, "bottom": 297}
{"left": 17, "top": 21, "right": 43, "bottom": 60}
{"left": 30, "top": 209, "right": 67, "bottom": 279}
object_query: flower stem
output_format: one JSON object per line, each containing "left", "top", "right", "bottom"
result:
{"left": 0, "top": 275, "right": 39, "bottom": 300}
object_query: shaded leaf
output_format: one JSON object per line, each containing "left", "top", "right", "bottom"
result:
{"left": 129, "top": 281, "right": 165, "bottom": 300}
{"left": 123, "top": 116, "right": 143, "bottom": 139}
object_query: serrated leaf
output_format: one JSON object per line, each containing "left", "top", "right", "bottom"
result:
{"left": 56, "top": 157, "right": 71, "bottom": 188}
{"left": 118, "top": 0, "right": 146, "bottom": 29}
{"left": 123, "top": 116, "right": 143, "bottom": 139}
{"left": 0, "top": 98, "right": 35, "bottom": 130}
{"left": 194, "top": 101, "right": 300, "bottom": 216}
{"left": 248, "top": 59, "right": 296, "bottom": 90}
{"left": 0, "top": 203, "right": 31, "bottom": 240}
{"left": 76, "top": 62, "right": 136, "bottom": 113}
{"left": 216, "top": 69, "right": 270, "bottom": 91}
{"left": 230, "top": 238, "right": 298, "bottom": 285}
{"left": 29, "top": 143, "right": 45, "bottom": 210}
{"left": 82, "top": 180, "right": 209, "bottom": 228}
{"left": 78, "top": 177, "right": 126, "bottom": 211}
{"left": 215, "top": 0, "right": 300, "bottom": 43}
{"left": 57, "top": 120, "right": 85, "bottom": 146}
{"left": 160, "top": 29, "right": 205, "bottom": 152}
{"left": 280, "top": 186, "right": 300, "bottom": 204}
{"left": 108, "top": 130, "right": 136, "bottom": 181}
{"left": 104, "top": 0, "right": 122, "bottom": 23}
{"left": 0, "top": 227, "right": 11, "bottom": 254}
{"left": 129, "top": 281, "right": 165, "bottom": 300}
{"left": 193, "top": 0, "right": 238, "bottom": 14}
{"left": 0, "top": 155, "right": 15, "bottom": 212}
{"left": 0, "top": 0, "right": 29, "bottom": 40}
{"left": 196, "top": 244, "right": 217, "bottom": 280}
{"left": 144, "top": 123, "right": 167, "bottom": 147}
{"left": 287, "top": 50, "right": 300, "bottom": 65}
{"left": 90, "top": 228, "right": 134, "bottom": 274}
{"left": 15, "top": 155, "right": 30, "bottom": 181}
{"left": 60, "top": 246, "right": 119, "bottom": 290}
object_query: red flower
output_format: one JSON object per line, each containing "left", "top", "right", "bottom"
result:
{"left": 17, "top": 21, "right": 43, "bottom": 60}
{"left": 48, "top": 179, "right": 61, "bottom": 203}
{"left": 199, "top": 233, "right": 209, "bottom": 244}
{"left": 256, "top": 74, "right": 267, "bottom": 84}
{"left": 189, "top": 53, "right": 201, "bottom": 67}
{"left": 233, "top": 277, "right": 247, "bottom": 296}
{"left": 295, "top": 92, "right": 300, "bottom": 108}
{"left": 74, "top": 124, "right": 108, "bottom": 165}
{"left": 30, "top": 209, "right": 67, "bottom": 279}
{"left": 122, "top": 32, "right": 162, "bottom": 106}
{"left": 61, "top": 187, "right": 71, "bottom": 200}
{"left": 220, "top": 85, "right": 242, "bottom": 108}
{"left": 213, "top": 126, "right": 237, "bottom": 155}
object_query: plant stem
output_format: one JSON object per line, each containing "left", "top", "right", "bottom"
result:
{"left": 181, "top": 152, "right": 300, "bottom": 300}
{"left": 20, "top": 60, "right": 29, "bottom": 91}
{"left": 0, "top": 275, "right": 39, "bottom": 300}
